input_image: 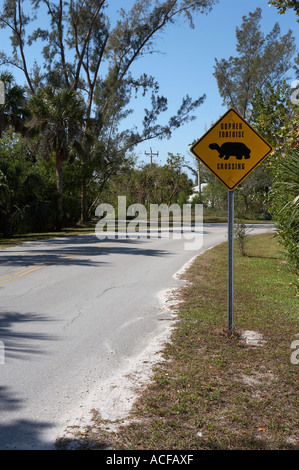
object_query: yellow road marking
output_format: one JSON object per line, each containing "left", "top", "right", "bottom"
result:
{"left": 0, "top": 245, "right": 123, "bottom": 287}
{"left": 95, "top": 242, "right": 123, "bottom": 247}
{"left": 0, "top": 264, "right": 46, "bottom": 286}
{"left": 0, "top": 266, "right": 35, "bottom": 281}
{"left": 0, "top": 254, "right": 80, "bottom": 286}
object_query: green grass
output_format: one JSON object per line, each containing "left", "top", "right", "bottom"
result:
{"left": 0, "top": 224, "right": 96, "bottom": 249}
{"left": 66, "top": 232, "right": 298, "bottom": 450}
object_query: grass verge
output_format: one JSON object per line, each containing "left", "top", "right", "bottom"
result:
{"left": 66, "top": 232, "right": 299, "bottom": 451}
{"left": 0, "top": 224, "right": 96, "bottom": 249}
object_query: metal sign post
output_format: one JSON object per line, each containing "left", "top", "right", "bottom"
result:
{"left": 189, "top": 108, "right": 273, "bottom": 332}
{"left": 227, "top": 190, "right": 234, "bottom": 332}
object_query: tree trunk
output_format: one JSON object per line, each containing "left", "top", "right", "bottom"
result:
{"left": 79, "top": 180, "right": 87, "bottom": 225}
{"left": 56, "top": 156, "right": 63, "bottom": 231}
{"left": 2, "top": 213, "right": 14, "bottom": 238}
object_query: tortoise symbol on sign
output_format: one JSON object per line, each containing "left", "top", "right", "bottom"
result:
{"left": 209, "top": 142, "right": 251, "bottom": 160}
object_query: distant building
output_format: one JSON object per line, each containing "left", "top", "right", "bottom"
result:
{"left": 188, "top": 183, "right": 208, "bottom": 203}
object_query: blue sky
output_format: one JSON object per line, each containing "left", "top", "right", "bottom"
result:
{"left": 1, "top": 0, "right": 298, "bottom": 180}
{"left": 125, "top": 0, "right": 299, "bottom": 176}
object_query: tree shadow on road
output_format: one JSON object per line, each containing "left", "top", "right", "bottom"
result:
{"left": 0, "top": 311, "right": 57, "bottom": 361}
{"left": 0, "top": 386, "right": 55, "bottom": 450}
{"left": 0, "top": 235, "right": 175, "bottom": 269}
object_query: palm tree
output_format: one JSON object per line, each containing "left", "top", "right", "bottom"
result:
{"left": 270, "top": 148, "right": 299, "bottom": 273}
{"left": 28, "top": 86, "right": 86, "bottom": 230}
{"left": 0, "top": 71, "right": 29, "bottom": 137}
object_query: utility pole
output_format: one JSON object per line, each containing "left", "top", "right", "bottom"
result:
{"left": 145, "top": 147, "right": 159, "bottom": 165}
{"left": 198, "top": 169, "right": 201, "bottom": 196}
{"left": 0, "top": 80, "right": 4, "bottom": 104}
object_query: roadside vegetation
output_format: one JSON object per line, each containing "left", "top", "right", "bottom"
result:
{"left": 0, "top": 1, "right": 298, "bottom": 451}
{"left": 0, "top": 2, "right": 298, "bottom": 279}
{"left": 0, "top": 0, "right": 299, "bottom": 282}
{"left": 66, "top": 232, "right": 298, "bottom": 450}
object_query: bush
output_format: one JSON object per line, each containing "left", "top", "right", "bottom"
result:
{"left": 269, "top": 148, "right": 299, "bottom": 274}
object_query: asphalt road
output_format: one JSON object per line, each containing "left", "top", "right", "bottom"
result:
{"left": 0, "top": 223, "right": 274, "bottom": 449}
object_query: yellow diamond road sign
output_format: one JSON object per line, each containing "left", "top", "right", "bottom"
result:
{"left": 190, "top": 108, "right": 273, "bottom": 191}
